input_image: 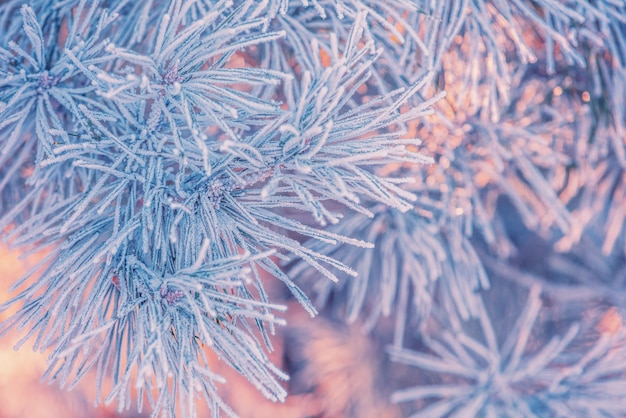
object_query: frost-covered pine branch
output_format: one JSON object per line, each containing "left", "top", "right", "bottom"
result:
{"left": 2, "top": 0, "right": 626, "bottom": 417}
{"left": 389, "top": 286, "right": 626, "bottom": 417}
{"left": 288, "top": 2, "right": 626, "bottom": 417}
{"left": 0, "top": 0, "right": 438, "bottom": 416}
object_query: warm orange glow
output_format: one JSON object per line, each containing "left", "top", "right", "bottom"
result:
{"left": 0, "top": 245, "right": 127, "bottom": 418}
{"left": 319, "top": 47, "right": 331, "bottom": 67}
{"left": 597, "top": 307, "right": 623, "bottom": 335}
{"left": 582, "top": 91, "right": 591, "bottom": 102}
{"left": 390, "top": 22, "right": 405, "bottom": 45}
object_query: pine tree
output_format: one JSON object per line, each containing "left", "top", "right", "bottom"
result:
{"left": 1, "top": 1, "right": 625, "bottom": 417}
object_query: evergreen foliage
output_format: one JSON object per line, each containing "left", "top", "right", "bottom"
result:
{"left": 1, "top": 1, "right": 625, "bottom": 417}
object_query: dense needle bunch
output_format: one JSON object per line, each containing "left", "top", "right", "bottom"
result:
{"left": 389, "top": 286, "right": 626, "bottom": 417}
{"left": 2, "top": 1, "right": 626, "bottom": 418}
{"left": 0, "top": 0, "right": 435, "bottom": 416}
{"left": 289, "top": 1, "right": 626, "bottom": 417}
